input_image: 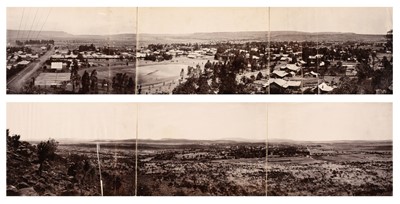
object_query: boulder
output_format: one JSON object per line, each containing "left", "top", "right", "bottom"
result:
{"left": 7, "top": 185, "right": 20, "bottom": 196}
{"left": 33, "top": 182, "right": 47, "bottom": 194}
{"left": 22, "top": 175, "right": 32, "bottom": 183}
{"left": 18, "top": 187, "right": 39, "bottom": 196}
{"left": 60, "top": 189, "right": 80, "bottom": 196}
{"left": 17, "top": 182, "right": 30, "bottom": 189}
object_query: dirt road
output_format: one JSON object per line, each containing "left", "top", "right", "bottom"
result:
{"left": 7, "top": 47, "right": 54, "bottom": 93}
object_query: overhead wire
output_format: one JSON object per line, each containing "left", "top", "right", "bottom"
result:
{"left": 36, "top": 8, "right": 52, "bottom": 40}
{"left": 25, "top": 8, "right": 39, "bottom": 41}
{"left": 16, "top": 8, "right": 25, "bottom": 41}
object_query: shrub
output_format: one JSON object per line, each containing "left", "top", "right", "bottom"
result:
{"left": 37, "top": 138, "right": 58, "bottom": 174}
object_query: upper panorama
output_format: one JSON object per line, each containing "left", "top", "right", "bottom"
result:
{"left": 6, "top": 7, "right": 393, "bottom": 94}
{"left": 6, "top": 7, "right": 137, "bottom": 94}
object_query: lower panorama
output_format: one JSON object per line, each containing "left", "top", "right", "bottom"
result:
{"left": 6, "top": 103, "right": 392, "bottom": 196}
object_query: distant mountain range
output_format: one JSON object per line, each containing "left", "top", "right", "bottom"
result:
{"left": 6, "top": 30, "right": 136, "bottom": 41}
{"left": 7, "top": 30, "right": 386, "bottom": 44}
{"left": 140, "top": 31, "right": 386, "bottom": 44}
{"left": 28, "top": 137, "right": 391, "bottom": 145}
{"left": 268, "top": 138, "right": 392, "bottom": 144}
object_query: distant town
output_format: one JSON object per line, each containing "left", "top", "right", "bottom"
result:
{"left": 6, "top": 7, "right": 393, "bottom": 94}
{"left": 136, "top": 31, "right": 392, "bottom": 94}
{"left": 7, "top": 30, "right": 392, "bottom": 94}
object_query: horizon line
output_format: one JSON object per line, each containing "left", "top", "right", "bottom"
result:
{"left": 24, "top": 138, "right": 392, "bottom": 143}
{"left": 7, "top": 29, "right": 390, "bottom": 36}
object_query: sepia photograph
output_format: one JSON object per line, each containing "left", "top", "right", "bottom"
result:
{"left": 5, "top": 102, "right": 394, "bottom": 196}
{"left": 136, "top": 7, "right": 392, "bottom": 95}
{"left": 6, "top": 103, "right": 137, "bottom": 196}
{"left": 136, "top": 7, "right": 270, "bottom": 94}
{"left": 267, "top": 103, "right": 393, "bottom": 195}
{"left": 6, "top": 8, "right": 137, "bottom": 94}
{"left": 6, "top": 7, "right": 393, "bottom": 95}
{"left": 136, "top": 103, "right": 267, "bottom": 195}
{"left": 269, "top": 8, "right": 393, "bottom": 94}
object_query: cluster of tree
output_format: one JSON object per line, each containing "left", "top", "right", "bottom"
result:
{"left": 228, "top": 146, "right": 266, "bottom": 159}
{"left": 174, "top": 57, "right": 266, "bottom": 94}
{"left": 16, "top": 39, "right": 54, "bottom": 46}
{"left": 78, "top": 44, "right": 96, "bottom": 52}
{"left": 7, "top": 46, "right": 33, "bottom": 54}
{"left": 6, "top": 129, "right": 21, "bottom": 149}
{"left": 80, "top": 70, "right": 99, "bottom": 94}
{"left": 332, "top": 31, "right": 393, "bottom": 94}
{"left": 333, "top": 58, "right": 392, "bottom": 94}
{"left": 386, "top": 29, "right": 393, "bottom": 52}
{"left": 267, "top": 145, "right": 310, "bottom": 157}
{"left": 144, "top": 53, "right": 173, "bottom": 61}
{"left": 112, "top": 73, "right": 135, "bottom": 94}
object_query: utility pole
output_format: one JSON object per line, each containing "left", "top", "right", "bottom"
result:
{"left": 96, "top": 143, "right": 103, "bottom": 196}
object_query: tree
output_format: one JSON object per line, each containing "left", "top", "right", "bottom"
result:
{"left": 256, "top": 72, "right": 263, "bottom": 80}
{"left": 37, "top": 138, "right": 58, "bottom": 175}
{"left": 11, "top": 135, "right": 21, "bottom": 149}
{"left": 385, "top": 30, "right": 393, "bottom": 51}
{"left": 81, "top": 71, "right": 90, "bottom": 93}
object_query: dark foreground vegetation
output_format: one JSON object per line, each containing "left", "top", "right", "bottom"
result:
{"left": 6, "top": 129, "right": 135, "bottom": 196}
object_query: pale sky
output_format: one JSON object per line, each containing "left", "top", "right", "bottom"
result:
{"left": 7, "top": 7, "right": 392, "bottom": 36}
{"left": 270, "top": 7, "right": 393, "bottom": 34}
{"left": 268, "top": 103, "right": 392, "bottom": 141}
{"left": 7, "top": 7, "right": 137, "bottom": 35}
{"left": 7, "top": 103, "right": 392, "bottom": 142}
{"left": 138, "top": 7, "right": 269, "bottom": 34}
{"left": 138, "top": 103, "right": 267, "bottom": 141}
{"left": 7, "top": 103, "right": 137, "bottom": 142}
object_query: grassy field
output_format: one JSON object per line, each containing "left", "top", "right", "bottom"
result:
{"left": 137, "top": 141, "right": 266, "bottom": 196}
{"left": 267, "top": 141, "right": 392, "bottom": 196}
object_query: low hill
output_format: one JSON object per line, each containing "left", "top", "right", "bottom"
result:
{"left": 7, "top": 29, "right": 385, "bottom": 45}
{"left": 7, "top": 29, "right": 136, "bottom": 42}
{"left": 140, "top": 31, "right": 385, "bottom": 44}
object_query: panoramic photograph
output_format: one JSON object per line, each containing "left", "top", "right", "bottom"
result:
{"left": 5, "top": 102, "right": 393, "bottom": 196}
{"left": 136, "top": 7, "right": 392, "bottom": 94}
{"left": 6, "top": 8, "right": 137, "bottom": 94}
{"left": 6, "top": 103, "right": 137, "bottom": 196}
{"left": 6, "top": 7, "right": 393, "bottom": 95}
{"left": 267, "top": 103, "right": 393, "bottom": 195}
{"left": 269, "top": 8, "right": 393, "bottom": 94}
{"left": 136, "top": 7, "right": 270, "bottom": 94}
{"left": 136, "top": 103, "right": 267, "bottom": 195}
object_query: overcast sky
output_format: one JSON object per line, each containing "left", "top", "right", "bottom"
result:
{"left": 138, "top": 103, "right": 267, "bottom": 141}
{"left": 7, "top": 7, "right": 137, "bottom": 35}
{"left": 7, "top": 103, "right": 392, "bottom": 142}
{"left": 7, "top": 103, "right": 137, "bottom": 142}
{"left": 7, "top": 7, "right": 392, "bottom": 35}
{"left": 268, "top": 103, "right": 392, "bottom": 141}
{"left": 270, "top": 7, "right": 392, "bottom": 34}
{"left": 138, "top": 7, "right": 269, "bottom": 34}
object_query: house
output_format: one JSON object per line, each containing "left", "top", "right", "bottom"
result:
{"left": 17, "top": 60, "right": 30, "bottom": 66}
{"left": 318, "top": 82, "right": 334, "bottom": 92}
{"left": 269, "top": 78, "right": 288, "bottom": 88}
{"left": 281, "top": 64, "right": 300, "bottom": 72}
{"left": 50, "top": 62, "right": 63, "bottom": 71}
{"left": 51, "top": 54, "right": 64, "bottom": 59}
{"left": 272, "top": 70, "right": 288, "bottom": 78}
{"left": 286, "top": 80, "right": 301, "bottom": 88}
